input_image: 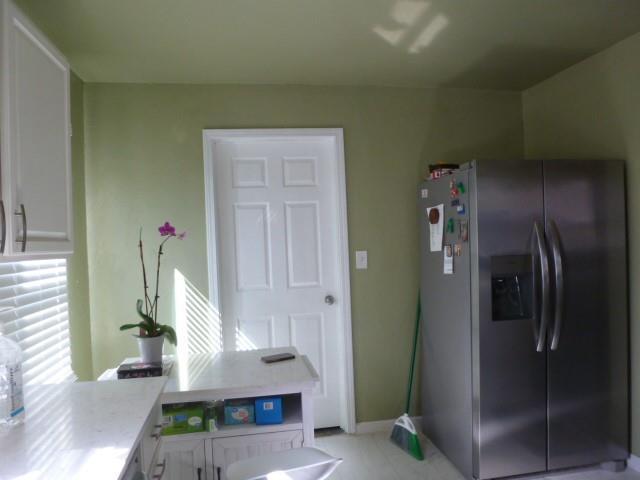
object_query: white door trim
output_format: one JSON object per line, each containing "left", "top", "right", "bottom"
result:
{"left": 202, "top": 128, "right": 356, "bottom": 433}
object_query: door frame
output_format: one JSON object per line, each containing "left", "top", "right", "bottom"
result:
{"left": 202, "top": 128, "right": 356, "bottom": 433}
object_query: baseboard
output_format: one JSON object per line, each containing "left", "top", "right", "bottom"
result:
{"left": 355, "top": 416, "right": 422, "bottom": 435}
{"left": 628, "top": 454, "right": 640, "bottom": 472}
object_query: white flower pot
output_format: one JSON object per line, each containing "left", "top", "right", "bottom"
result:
{"left": 136, "top": 334, "right": 164, "bottom": 363}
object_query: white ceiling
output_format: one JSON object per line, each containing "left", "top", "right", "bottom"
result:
{"left": 16, "top": 0, "right": 640, "bottom": 90}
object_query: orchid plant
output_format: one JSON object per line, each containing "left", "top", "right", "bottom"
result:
{"left": 119, "top": 221, "right": 186, "bottom": 345}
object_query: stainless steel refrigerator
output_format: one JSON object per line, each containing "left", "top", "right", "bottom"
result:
{"left": 418, "top": 160, "right": 628, "bottom": 480}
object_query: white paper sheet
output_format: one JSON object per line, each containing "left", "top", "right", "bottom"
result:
{"left": 427, "top": 204, "right": 444, "bottom": 252}
{"left": 444, "top": 244, "right": 454, "bottom": 274}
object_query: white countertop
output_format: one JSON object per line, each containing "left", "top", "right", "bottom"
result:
{"left": 0, "top": 377, "right": 166, "bottom": 480}
{"left": 164, "top": 347, "right": 319, "bottom": 402}
{"left": 100, "top": 347, "right": 320, "bottom": 403}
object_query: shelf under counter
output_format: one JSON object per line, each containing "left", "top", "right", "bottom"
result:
{"left": 162, "top": 392, "right": 303, "bottom": 442}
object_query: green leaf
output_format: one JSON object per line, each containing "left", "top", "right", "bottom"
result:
{"left": 157, "top": 324, "right": 177, "bottom": 346}
{"left": 136, "top": 299, "right": 155, "bottom": 328}
{"left": 119, "top": 322, "right": 146, "bottom": 331}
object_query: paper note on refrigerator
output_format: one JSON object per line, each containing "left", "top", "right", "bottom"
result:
{"left": 427, "top": 204, "right": 444, "bottom": 252}
{"left": 444, "top": 245, "right": 454, "bottom": 274}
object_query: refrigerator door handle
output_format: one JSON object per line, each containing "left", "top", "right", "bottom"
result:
{"left": 547, "top": 219, "right": 564, "bottom": 351}
{"left": 531, "top": 221, "right": 550, "bottom": 352}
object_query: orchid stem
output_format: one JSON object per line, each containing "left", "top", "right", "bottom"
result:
{"left": 138, "top": 228, "right": 152, "bottom": 336}
{"left": 151, "top": 236, "right": 171, "bottom": 328}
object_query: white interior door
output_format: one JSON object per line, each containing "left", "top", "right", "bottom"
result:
{"left": 205, "top": 130, "right": 353, "bottom": 430}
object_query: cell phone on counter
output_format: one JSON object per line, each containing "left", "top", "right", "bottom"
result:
{"left": 261, "top": 353, "right": 296, "bottom": 363}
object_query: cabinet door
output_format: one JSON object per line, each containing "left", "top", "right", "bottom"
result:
{"left": 161, "top": 438, "right": 208, "bottom": 480}
{"left": 211, "top": 430, "right": 303, "bottom": 480}
{"left": 121, "top": 447, "right": 143, "bottom": 480}
{"left": 2, "top": 1, "right": 73, "bottom": 256}
{"left": 140, "top": 403, "right": 163, "bottom": 474}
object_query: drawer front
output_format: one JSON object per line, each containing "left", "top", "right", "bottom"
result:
{"left": 121, "top": 447, "right": 142, "bottom": 480}
{"left": 161, "top": 438, "right": 207, "bottom": 480}
{"left": 141, "top": 402, "right": 163, "bottom": 473}
{"left": 212, "top": 430, "right": 303, "bottom": 480}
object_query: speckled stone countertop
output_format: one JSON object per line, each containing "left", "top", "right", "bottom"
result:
{"left": 0, "top": 377, "right": 166, "bottom": 480}
{"left": 164, "top": 347, "right": 319, "bottom": 400}
{"left": 99, "top": 348, "right": 319, "bottom": 403}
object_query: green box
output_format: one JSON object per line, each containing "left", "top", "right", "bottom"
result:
{"left": 162, "top": 403, "right": 204, "bottom": 436}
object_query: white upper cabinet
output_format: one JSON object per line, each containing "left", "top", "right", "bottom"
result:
{"left": 1, "top": 0, "right": 73, "bottom": 257}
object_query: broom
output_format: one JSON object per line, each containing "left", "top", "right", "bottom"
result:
{"left": 390, "top": 296, "right": 424, "bottom": 460}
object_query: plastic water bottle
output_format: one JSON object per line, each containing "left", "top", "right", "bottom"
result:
{"left": 0, "top": 329, "right": 25, "bottom": 431}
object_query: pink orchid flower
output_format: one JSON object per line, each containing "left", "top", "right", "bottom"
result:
{"left": 177, "top": 232, "right": 187, "bottom": 240}
{"left": 158, "top": 221, "right": 176, "bottom": 237}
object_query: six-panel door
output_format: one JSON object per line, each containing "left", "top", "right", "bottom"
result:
{"left": 212, "top": 136, "right": 343, "bottom": 428}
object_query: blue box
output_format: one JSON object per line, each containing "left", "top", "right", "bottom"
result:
{"left": 224, "top": 401, "right": 255, "bottom": 425}
{"left": 255, "top": 397, "right": 283, "bottom": 425}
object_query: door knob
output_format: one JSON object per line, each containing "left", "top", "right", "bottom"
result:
{"left": 325, "top": 295, "right": 336, "bottom": 305}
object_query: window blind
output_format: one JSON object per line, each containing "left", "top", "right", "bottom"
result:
{"left": 0, "top": 258, "right": 75, "bottom": 385}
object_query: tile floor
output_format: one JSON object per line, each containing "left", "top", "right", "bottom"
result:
{"left": 316, "top": 431, "right": 640, "bottom": 480}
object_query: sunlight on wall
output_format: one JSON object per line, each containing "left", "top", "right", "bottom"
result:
{"left": 173, "top": 269, "right": 223, "bottom": 358}
{"left": 174, "top": 268, "right": 261, "bottom": 361}
{"left": 178, "top": 353, "right": 216, "bottom": 391}
{"left": 235, "top": 327, "right": 258, "bottom": 351}
{"left": 372, "top": 0, "right": 448, "bottom": 54}
{"left": 174, "top": 269, "right": 224, "bottom": 389}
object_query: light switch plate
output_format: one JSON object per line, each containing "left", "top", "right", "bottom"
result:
{"left": 355, "top": 250, "right": 368, "bottom": 270}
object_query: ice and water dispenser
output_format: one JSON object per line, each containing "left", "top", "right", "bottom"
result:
{"left": 491, "top": 255, "right": 534, "bottom": 321}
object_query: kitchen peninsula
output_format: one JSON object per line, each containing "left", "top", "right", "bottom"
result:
{"left": 0, "top": 347, "right": 318, "bottom": 480}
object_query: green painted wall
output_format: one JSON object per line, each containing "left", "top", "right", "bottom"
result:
{"left": 523, "top": 31, "right": 640, "bottom": 453}
{"left": 67, "top": 73, "right": 93, "bottom": 380}
{"left": 83, "top": 83, "right": 523, "bottom": 422}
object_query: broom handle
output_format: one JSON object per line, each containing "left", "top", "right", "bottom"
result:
{"left": 405, "top": 295, "right": 421, "bottom": 414}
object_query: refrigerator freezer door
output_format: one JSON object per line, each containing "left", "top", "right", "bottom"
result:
{"left": 472, "top": 160, "right": 548, "bottom": 479}
{"left": 419, "top": 170, "right": 474, "bottom": 479}
{"left": 544, "top": 160, "right": 628, "bottom": 470}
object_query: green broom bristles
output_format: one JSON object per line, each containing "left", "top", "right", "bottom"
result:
{"left": 390, "top": 414, "right": 424, "bottom": 460}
